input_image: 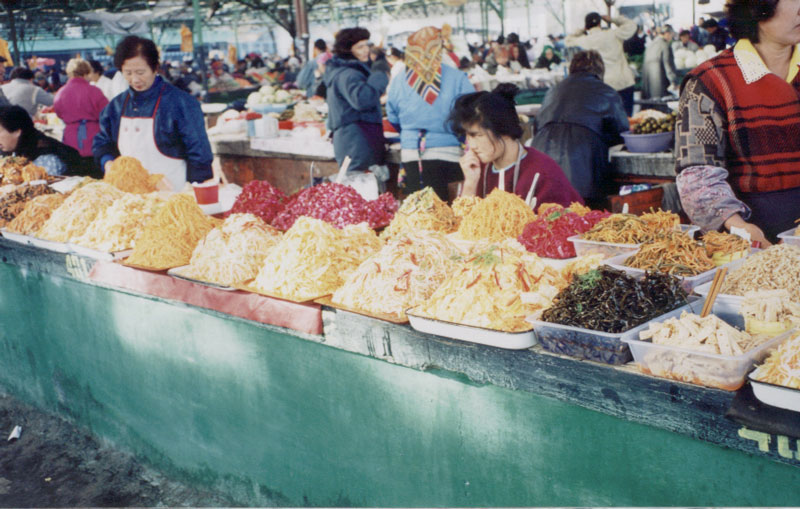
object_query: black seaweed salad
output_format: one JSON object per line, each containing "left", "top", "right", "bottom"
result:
{"left": 541, "top": 267, "right": 688, "bottom": 333}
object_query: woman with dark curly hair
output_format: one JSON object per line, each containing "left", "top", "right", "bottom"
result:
{"left": 450, "top": 83, "right": 582, "bottom": 208}
{"left": 675, "top": 0, "right": 800, "bottom": 245}
{"left": 323, "top": 27, "right": 389, "bottom": 173}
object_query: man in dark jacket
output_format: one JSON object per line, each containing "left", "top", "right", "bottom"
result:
{"left": 701, "top": 18, "right": 729, "bottom": 51}
{"left": 531, "top": 50, "right": 629, "bottom": 206}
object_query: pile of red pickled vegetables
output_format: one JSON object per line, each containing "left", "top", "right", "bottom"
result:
{"left": 518, "top": 205, "right": 611, "bottom": 259}
{"left": 228, "top": 180, "right": 287, "bottom": 224}
{"left": 271, "top": 182, "right": 398, "bottom": 230}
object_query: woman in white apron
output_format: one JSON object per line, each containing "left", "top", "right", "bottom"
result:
{"left": 93, "top": 35, "right": 213, "bottom": 190}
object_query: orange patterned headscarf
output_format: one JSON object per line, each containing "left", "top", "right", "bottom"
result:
{"left": 405, "top": 26, "right": 450, "bottom": 104}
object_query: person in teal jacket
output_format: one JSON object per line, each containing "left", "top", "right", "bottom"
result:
{"left": 386, "top": 25, "right": 474, "bottom": 201}
{"left": 323, "top": 27, "right": 388, "bottom": 173}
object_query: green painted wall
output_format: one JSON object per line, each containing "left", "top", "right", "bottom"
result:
{"left": 2, "top": 265, "right": 800, "bottom": 506}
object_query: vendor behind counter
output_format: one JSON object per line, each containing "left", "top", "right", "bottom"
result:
{"left": 675, "top": 0, "right": 800, "bottom": 244}
{"left": 93, "top": 35, "right": 213, "bottom": 190}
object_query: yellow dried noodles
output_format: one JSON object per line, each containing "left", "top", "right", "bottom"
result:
{"left": 73, "top": 192, "right": 165, "bottom": 252}
{"left": 125, "top": 193, "right": 215, "bottom": 269}
{"left": 37, "top": 182, "right": 124, "bottom": 242}
{"left": 415, "top": 239, "right": 567, "bottom": 332}
{"left": 751, "top": 332, "right": 800, "bottom": 389}
{"left": 380, "top": 187, "right": 457, "bottom": 241}
{"left": 6, "top": 194, "right": 66, "bottom": 235}
{"left": 104, "top": 156, "right": 165, "bottom": 194}
{"left": 456, "top": 188, "right": 535, "bottom": 242}
{"left": 184, "top": 213, "right": 282, "bottom": 286}
{"left": 333, "top": 230, "right": 463, "bottom": 319}
{"left": 254, "top": 217, "right": 381, "bottom": 300}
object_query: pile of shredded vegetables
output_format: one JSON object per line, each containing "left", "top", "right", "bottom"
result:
{"left": 451, "top": 196, "right": 481, "bottom": 222}
{"left": 701, "top": 231, "right": 750, "bottom": 257}
{"left": 73, "top": 192, "right": 165, "bottom": 252}
{"left": 640, "top": 209, "right": 680, "bottom": 231}
{"left": 722, "top": 245, "right": 800, "bottom": 301}
{"left": 254, "top": 217, "right": 381, "bottom": 300}
{"left": 456, "top": 189, "right": 535, "bottom": 242}
{"left": 581, "top": 212, "right": 682, "bottom": 244}
{"left": 125, "top": 193, "right": 216, "bottom": 269}
{"left": 0, "top": 156, "right": 46, "bottom": 185}
{"left": 184, "top": 213, "right": 282, "bottom": 286}
{"left": 0, "top": 184, "right": 55, "bottom": 227}
{"left": 751, "top": 332, "right": 800, "bottom": 389}
{"left": 37, "top": 182, "right": 124, "bottom": 242}
{"left": 333, "top": 230, "right": 463, "bottom": 319}
{"left": 380, "top": 187, "right": 457, "bottom": 241}
{"left": 536, "top": 202, "right": 591, "bottom": 218}
{"left": 623, "top": 231, "right": 715, "bottom": 276}
{"left": 5, "top": 193, "right": 65, "bottom": 234}
{"left": 414, "top": 239, "right": 567, "bottom": 332}
{"left": 103, "top": 156, "right": 164, "bottom": 194}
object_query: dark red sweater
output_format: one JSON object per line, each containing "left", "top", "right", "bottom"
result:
{"left": 690, "top": 49, "right": 800, "bottom": 193}
{"left": 476, "top": 147, "right": 584, "bottom": 210}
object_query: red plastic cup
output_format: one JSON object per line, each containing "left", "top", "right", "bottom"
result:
{"left": 192, "top": 181, "right": 219, "bottom": 204}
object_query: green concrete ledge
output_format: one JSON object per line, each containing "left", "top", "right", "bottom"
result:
{"left": 2, "top": 240, "right": 800, "bottom": 505}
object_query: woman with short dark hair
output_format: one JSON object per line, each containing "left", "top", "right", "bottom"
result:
{"left": 675, "top": 0, "right": 800, "bottom": 245}
{"left": 93, "top": 35, "right": 213, "bottom": 189}
{"left": 450, "top": 83, "right": 583, "bottom": 208}
{"left": 531, "top": 50, "right": 629, "bottom": 206}
{"left": 0, "top": 105, "right": 81, "bottom": 175}
{"left": 323, "top": 27, "right": 389, "bottom": 173}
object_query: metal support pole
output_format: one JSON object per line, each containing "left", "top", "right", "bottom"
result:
{"left": 192, "top": 0, "right": 207, "bottom": 96}
{"left": 292, "top": 0, "right": 309, "bottom": 59}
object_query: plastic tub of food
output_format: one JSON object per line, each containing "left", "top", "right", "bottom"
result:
{"left": 693, "top": 255, "right": 754, "bottom": 313}
{"left": 407, "top": 310, "right": 538, "bottom": 350}
{"left": 623, "top": 313, "right": 793, "bottom": 391}
{"left": 605, "top": 251, "right": 743, "bottom": 294}
{"left": 567, "top": 234, "right": 641, "bottom": 259}
{"left": 248, "top": 103, "right": 289, "bottom": 115}
{"left": 680, "top": 224, "right": 700, "bottom": 239}
{"left": 527, "top": 299, "right": 697, "bottom": 365}
{"left": 621, "top": 130, "right": 674, "bottom": 153}
{"left": 777, "top": 228, "right": 800, "bottom": 247}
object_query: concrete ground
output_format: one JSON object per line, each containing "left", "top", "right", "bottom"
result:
{"left": 0, "top": 392, "right": 241, "bottom": 507}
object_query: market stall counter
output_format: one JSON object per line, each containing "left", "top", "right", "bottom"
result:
{"left": 1, "top": 237, "right": 800, "bottom": 507}
{"left": 608, "top": 145, "right": 680, "bottom": 214}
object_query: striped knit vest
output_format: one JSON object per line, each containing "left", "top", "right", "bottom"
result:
{"left": 692, "top": 49, "right": 800, "bottom": 193}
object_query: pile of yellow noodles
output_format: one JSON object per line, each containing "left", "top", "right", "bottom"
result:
{"left": 254, "top": 217, "right": 381, "bottom": 300}
{"left": 582, "top": 214, "right": 655, "bottom": 244}
{"left": 640, "top": 208, "right": 680, "bottom": 231}
{"left": 537, "top": 202, "right": 591, "bottom": 218}
{"left": 624, "top": 231, "right": 715, "bottom": 276}
{"left": 456, "top": 188, "right": 535, "bottom": 242}
{"left": 104, "top": 156, "right": 164, "bottom": 194}
{"left": 451, "top": 196, "right": 481, "bottom": 221}
{"left": 751, "top": 332, "right": 800, "bottom": 389}
{"left": 184, "top": 213, "right": 282, "bottom": 286}
{"left": 701, "top": 231, "right": 750, "bottom": 257}
{"left": 414, "top": 239, "right": 567, "bottom": 332}
{"left": 380, "top": 187, "right": 457, "bottom": 241}
{"left": 125, "top": 193, "right": 215, "bottom": 269}
{"left": 74, "top": 192, "right": 165, "bottom": 252}
{"left": 6, "top": 194, "right": 66, "bottom": 235}
{"left": 37, "top": 182, "right": 124, "bottom": 242}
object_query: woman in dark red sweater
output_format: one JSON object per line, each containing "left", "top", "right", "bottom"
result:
{"left": 449, "top": 83, "right": 583, "bottom": 210}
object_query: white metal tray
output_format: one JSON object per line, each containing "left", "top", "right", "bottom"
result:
{"left": 27, "top": 236, "right": 71, "bottom": 253}
{"left": 69, "top": 243, "right": 133, "bottom": 261}
{"left": 406, "top": 309, "right": 537, "bottom": 350}
{"left": 749, "top": 373, "right": 800, "bottom": 412}
{"left": 167, "top": 265, "right": 237, "bottom": 291}
{"left": 0, "top": 228, "right": 33, "bottom": 245}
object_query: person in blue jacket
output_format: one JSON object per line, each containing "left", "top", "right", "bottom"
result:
{"left": 324, "top": 27, "right": 388, "bottom": 172}
{"left": 387, "top": 25, "right": 474, "bottom": 201}
{"left": 93, "top": 35, "right": 213, "bottom": 190}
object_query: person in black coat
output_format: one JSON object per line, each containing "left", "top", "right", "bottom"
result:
{"left": 531, "top": 50, "right": 629, "bottom": 206}
{"left": 0, "top": 105, "right": 83, "bottom": 176}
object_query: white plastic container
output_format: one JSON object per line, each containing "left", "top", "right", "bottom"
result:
{"left": 568, "top": 224, "right": 698, "bottom": 260}
{"left": 623, "top": 315, "right": 793, "bottom": 391}
{"left": 528, "top": 299, "right": 697, "bottom": 365}
{"left": 777, "top": 228, "right": 800, "bottom": 247}
{"left": 406, "top": 310, "right": 538, "bottom": 350}
{"left": 0, "top": 228, "right": 32, "bottom": 246}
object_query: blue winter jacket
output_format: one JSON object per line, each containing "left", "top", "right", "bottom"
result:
{"left": 386, "top": 65, "right": 474, "bottom": 150}
{"left": 323, "top": 56, "right": 389, "bottom": 170}
{"left": 93, "top": 75, "right": 213, "bottom": 183}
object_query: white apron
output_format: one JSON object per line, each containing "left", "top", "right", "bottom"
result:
{"left": 117, "top": 84, "right": 187, "bottom": 191}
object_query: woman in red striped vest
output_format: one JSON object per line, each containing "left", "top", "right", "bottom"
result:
{"left": 675, "top": 0, "right": 800, "bottom": 244}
